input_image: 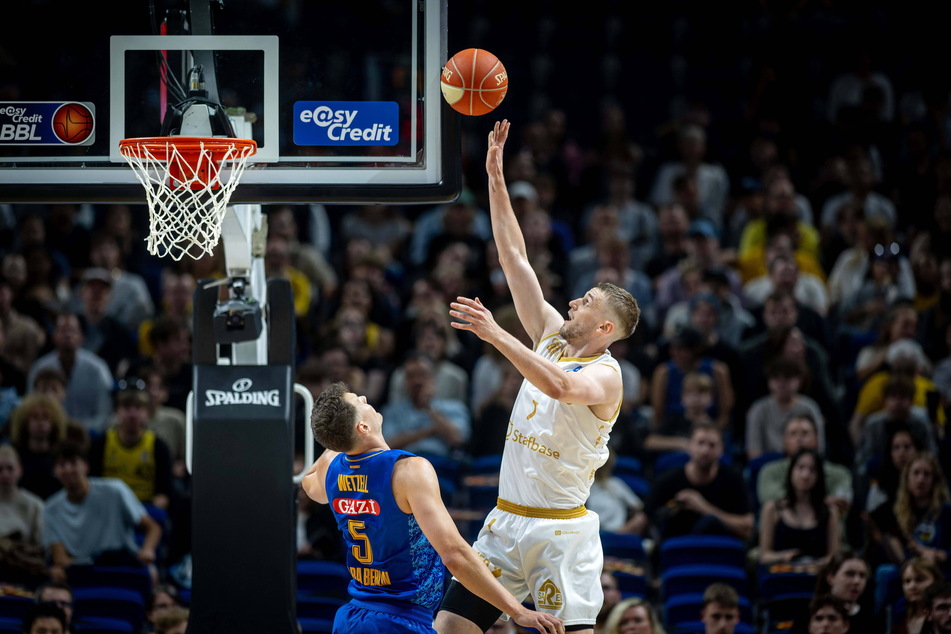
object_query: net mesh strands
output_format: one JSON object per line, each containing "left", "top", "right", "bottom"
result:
{"left": 119, "top": 137, "right": 257, "bottom": 261}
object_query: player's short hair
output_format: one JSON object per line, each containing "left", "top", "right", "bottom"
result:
{"left": 809, "top": 594, "right": 850, "bottom": 622}
{"left": 311, "top": 382, "right": 358, "bottom": 452}
{"left": 703, "top": 582, "right": 739, "bottom": 609}
{"left": 596, "top": 282, "right": 640, "bottom": 340}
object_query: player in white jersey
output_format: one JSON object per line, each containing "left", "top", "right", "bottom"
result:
{"left": 434, "top": 120, "right": 641, "bottom": 634}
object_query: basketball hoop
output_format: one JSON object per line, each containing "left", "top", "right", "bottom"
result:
{"left": 119, "top": 136, "right": 257, "bottom": 261}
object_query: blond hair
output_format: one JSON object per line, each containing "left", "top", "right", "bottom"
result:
{"left": 9, "top": 393, "right": 68, "bottom": 446}
{"left": 895, "top": 453, "right": 950, "bottom": 536}
{"left": 596, "top": 282, "right": 640, "bottom": 340}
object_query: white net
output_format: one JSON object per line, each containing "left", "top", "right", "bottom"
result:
{"left": 119, "top": 138, "right": 256, "bottom": 261}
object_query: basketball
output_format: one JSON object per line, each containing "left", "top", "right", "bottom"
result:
{"left": 441, "top": 48, "right": 508, "bottom": 116}
{"left": 52, "top": 103, "right": 94, "bottom": 144}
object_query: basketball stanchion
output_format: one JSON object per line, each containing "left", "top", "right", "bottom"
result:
{"left": 118, "top": 136, "right": 257, "bottom": 261}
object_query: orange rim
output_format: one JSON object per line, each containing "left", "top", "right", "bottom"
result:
{"left": 118, "top": 136, "right": 257, "bottom": 161}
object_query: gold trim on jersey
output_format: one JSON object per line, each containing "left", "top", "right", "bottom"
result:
{"left": 344, "top": 450, "right": 387, "bottom": 464}
{"left": 559, "top": 352, "right": 605, "bottom": 363}
{"left": 497, "top": 497, "right": 587, "bottom": 519}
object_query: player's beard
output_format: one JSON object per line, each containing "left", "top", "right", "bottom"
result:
{"left": 559, "top": 319, "right": 583, "bottom": 344}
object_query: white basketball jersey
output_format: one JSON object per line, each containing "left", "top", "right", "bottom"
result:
{"left": 497, "top": 333, "right": 621, "bottom": 509}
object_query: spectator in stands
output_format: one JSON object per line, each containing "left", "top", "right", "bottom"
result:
{"left": 854, "top": 376, "right": 938, "bottom": 471}
{"left": 468, "top": 360, "right": 521, "bottom": 458}
{"left": 736, "top": 176, "right": 823, "bottom": 285}
{"left": 145, "top": 316, "right": 192, "bottom": 412}
{"left": 645, "top": 371, "right": 715, "bottom": 455}
{"left": 839, "top": 240, "right": 913, "bottom": 332}
{"left": 743, "top": 253, "right": 830, "bottom": 318}
{"left": 655, "top": 219, "right": 742, "bottom": 325}
{"left": 29, "top": 368, "right": 88, "bottom": 446}
{"left": 850, "top": 339, "right": 941, "bottom": 447}
{"left": 758, "top": 448, "right": 839, "bottom": 564}
{"left": 88, "top": 381, "right": 174, "bottom": 512}
{"left": 43, "top": 442, "right": 162, "bottom": 582}
{"left": 893, "top": 557, "right": 943, "bottom": 634}
{"left": 381, "top": 352, "right": 470, "bottom": 458}
{"left": 21, "top": 601, "right": 67, "bottom": 634}
{"left": 266, "top": 205, "right": 339, "bottom": 303}
{"left": 386, "top": 317, "right": 468, "bottom": 406}
{"left": 645, "top": 203, "right": 690, "bottom": 280}
{"left": 153, "top": 606, "right": 189, "bottom": 634}
{"left": 323, "top": 305, "right": 390, "bottom": 406}
{"left": 806, "top": 594, "right": 851, "bottom": 634}
{"left": 27, "top": 312, "right": 114, "bottom": 434}
{"left": 8, "top": 393, "right": 77, "bottom": 499}
{"left": 602, "top": 596, "right": 666, "bottom": 634}
{"left": 853, "top": 300, "right": 920, "bottom": 385}
{"left": 595, "top": 570, "right": 623, "bottom": 634}
{"left": 815, "top": 551, "right": 874, "bottom": 632}
{"left": 649, "top": 124, "right": 730, "bottom": 229}
{"left": 925, "top": 581, "right": 951, "bottom": 634}
{"left": 757, "top": 414, "right": 852, "bottom": 521}
{"left": 701, "top": 583, "right": 741, "bottom": 634}
{"left": 87, "top": 232, "right": 155, "bottom": 332}
{"left": 0, "top": 444, "right": 45, "bottom": 585}
{"left": 0, "top": 273, "right": 46, "bottom": 376}
{"left": 146, "top": 584, "right": 185, "bottom": 632}
{"left": 827, "top": 216, "right": 915, "bottom": 313}
{"left": 882, "top": 453, "right": 951, "bottom": 569}
{"left": 137, "top": 269, "right": 195, "bottom": 358}
{"left": 73, "top": 267, "right": 137, "bottom": 377}
{"left": 650, "top": 326, "right": 733, "bottom": 432}
{"left": 645, "top": 421, "right": 753, "bottom": 541}
{"left": 34, "top": 581, "right": 74, "bottom": 632}
{"left": 264, "top": 234, "right": 314, "bottom": 321}
{"left": 745, "top": 357, "right": 825, "bottom": 460}
{"left": 820, "top": 153, "right": 897, "bottom": 238}
{"left": 586, "top": 448, "right": 647, "bottom": 535}
{"left": 138, "top": 366, "right": 186, "bottom": 478}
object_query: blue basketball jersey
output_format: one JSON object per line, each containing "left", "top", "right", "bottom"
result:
{"left": 325, "top": 449, "right": 444, "bottom": 623}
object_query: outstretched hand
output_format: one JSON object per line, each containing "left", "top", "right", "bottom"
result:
{"left": 512, "top": 608, "right": 565, "bottom": 634}
{"left": 449, "top": 296, "right": 501, "bottom": 344}
{"left": 486, "top": 119, "right": 510, "bottom": 178}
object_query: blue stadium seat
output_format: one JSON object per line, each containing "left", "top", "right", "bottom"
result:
{"left": 72, "top": 587, "right": 145, "bottom": 632}
{"left": 660, "top": 564, "right": 748, "bottom": 599}
{"left": 297, "top": 560, "right": 351, "bottom": 599}
{"left": 616, "top": 472, "right": 651, "bottom": 498}
{"left": 600, "top": 531, "right": 648, "bottom": 562}
{"left": 658, "top": 535, "right": 748, "bottom": 572}
{"left": 69, "top": 564, "right": 153, "bottom": 603}
{"left": 615, "top": 570, "right": 649, "bottom": 599}
{"left": 613, "top": 455, "right": 643, "bottom": 476}
{"left": 0, "top": 617, "right": 23, "bottom": 633}
{"left": 654, "top": 451, "right": 690, "bottom": 475}
{"left": 0, "top": 594, "right": 33, "bottom": 622}
{"left": 73, "top": 617, "right": 136, "bottom": 633}
{"left": 744, "top": 451, "right": 783, "bottom": 514}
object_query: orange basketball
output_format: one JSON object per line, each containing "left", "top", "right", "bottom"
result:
{"left": 441, "top": 48, "right": 508, "bottom": 116}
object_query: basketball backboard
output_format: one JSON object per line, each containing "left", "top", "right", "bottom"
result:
{"left": 0, "top": 0, "right": 459, "bottom": 204}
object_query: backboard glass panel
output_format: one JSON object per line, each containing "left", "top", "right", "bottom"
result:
{"left": 0, "top": 0, "right": 459, "bottom": 204}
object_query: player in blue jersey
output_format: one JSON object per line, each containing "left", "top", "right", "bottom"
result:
{"left": 302, "top": 382, "right": 564, "bottom": 634}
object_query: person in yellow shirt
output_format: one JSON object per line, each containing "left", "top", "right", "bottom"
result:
{"left": 737, "top": 175, "right": 825, "bottom": 283}
{"left": 849, "top": 338, "right": 943, "bottom": 444}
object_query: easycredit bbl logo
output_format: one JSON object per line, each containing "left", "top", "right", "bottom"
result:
{"left": 294, "top": 101, "right": 398, "bottom": 146}
{"left": 0, "top": 102, "right": 95, "bottom": 145}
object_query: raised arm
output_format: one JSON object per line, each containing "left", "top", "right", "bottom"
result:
{"left": 450, "top": 296, "right": 621, "bottom": 408}
{"left": 485, "top": 120, "right": 563, "bottom": 343}
{"left": 394, "top": 457, "right": 564, "bottom": 634}
{"left": 302, "top": 449, "right": 340, "bottom": 505}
